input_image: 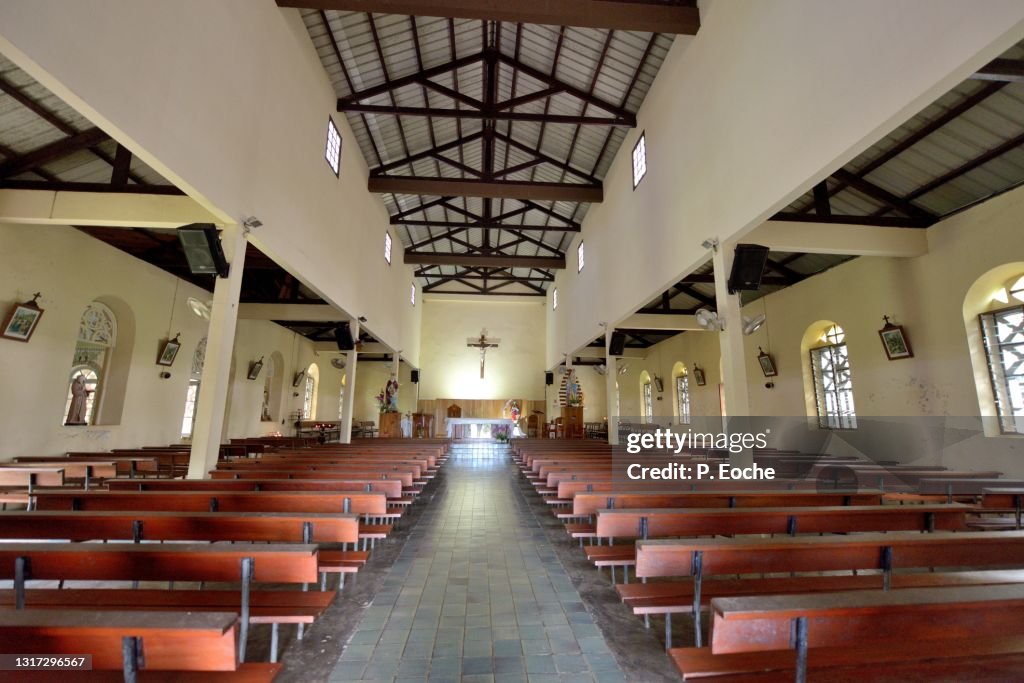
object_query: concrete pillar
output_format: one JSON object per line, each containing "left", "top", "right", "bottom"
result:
{"left": 712, "top": 242, "right": 753, "bottom": 466}
{"left": 338, "top": 319, "right": 360, "bottom": 443}
{"left": 187, "top": 224, "right": 246, "bottom": 479}
{"left": 606, "top": 351, "right": 620, "bottom": 446}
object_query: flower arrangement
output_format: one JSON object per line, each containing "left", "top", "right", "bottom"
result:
{"left": 492, "top": 424, "right": 511, "bottom": 443}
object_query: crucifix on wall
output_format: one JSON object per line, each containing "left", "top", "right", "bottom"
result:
{"left": 467, "top": 328, "right": 500, "bottom": 379}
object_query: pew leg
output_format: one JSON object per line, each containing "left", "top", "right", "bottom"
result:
{"left": 610, "top": 566, "right": 615, "bottom": 584}
{"left": 665, "top": 613, "right": 671, "bottom": 651}
{"left": 270, "top": 623, "right": 279, "bottom": 663}
{"left": 320, "top": 572, "right": 327, "bottom": 591}
{"left": 122, "top": 636, "right": 141, "bottom": 683}
{"left": 624, "top": 566, "right": 629, "bottom": 584}
{"left": 794, "top": 616, "right": 808, "bottom": 683}
{"left": 644, "top": 614, "right": 650, "bottom": 629}
{"left": 339, "top": 572, "right": 345, "bottom": 589}
{"left": 297, "top": 622, "right": 304, "bottom": 641}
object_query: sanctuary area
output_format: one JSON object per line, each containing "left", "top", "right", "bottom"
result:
{"left": 3, "top": 1, "right": 1024, "bottom": 681}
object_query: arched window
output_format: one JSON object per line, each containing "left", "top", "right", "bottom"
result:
{"left": 64, "top": 302, "right": 116, "bottom": 426}
{"left": 302, "top": 363, "right": 319, "bottom": 419}
{"left": 261, "top": 355, "right": 276, "bottom": 422}
{"left": 809, "top": 323, "right": 856, "bottom": 429}
{"left": 976, "top": 273, "right": 1024, "bottom": 433}
{"left": 181, "top": 337, "right": 206, "bottom": 438}
{"left": 674, "top": 366, "right": 691, "bottom": 425}
{"left": 639, "top": 371, "right": 653, "bottom": 423}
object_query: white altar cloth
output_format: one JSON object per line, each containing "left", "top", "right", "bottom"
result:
{"left": 446, "top": 417, "right": 517, "bottom": 438}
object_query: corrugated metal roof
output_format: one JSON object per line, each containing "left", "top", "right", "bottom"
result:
{"left": 0, "top": 53, "right": 174, "bottom": 188}
{"left": 299, "top": 9, "right": 674, "bottom": 293}
{"left": 783, "top": 40, "right": 1024, "bottom": 222}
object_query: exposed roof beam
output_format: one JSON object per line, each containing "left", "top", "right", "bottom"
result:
{"left": 371, "top": 133, "right": 483, "bottom": 175}
{"left": 338, "top": 103, "right": 632, "bottom": 126}
{"left": 619, "top": 313, "right": 701, "bottom": 331}
{"left": 972, "top": 58, "right": 1024, "bottom": 82}
{"left": 337, "top": 52, "right": 483, "bottom": 105}
{"left": 830, "top": 169, "right": 936, "bottom": 222}
{"left": 238, "top": 303, "right": 344, "bottom": 321}
{"left": 392, "top": 219, "right": 579, "bottom": 232}
{"left": 0, "top": 188, "right": 217, "bottom": 228}
{"left": 404, "top": 252, "right": 565, "bottom": 268}
{"left": 679, "top": 273, "right": 790, "bottom": 286}
{"left": 369, "top": 176, "right": 602, "bottom": 202}
{"left": 277, "top": 0, "right": 700, "bottom": 34}
{"left": 0, "top": 127, "right": 108, "bottom": 178}
{"left": 747, "top": 220, "right": 929, "bottom": 258}
{"left": 771, "top": 212, "right": 932, "bottom": 228}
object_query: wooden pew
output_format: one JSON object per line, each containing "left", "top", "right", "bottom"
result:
{"left": 31, "top": 490, "right": 393, "bottom": 549}
{"left": 0, "top": 610, "right": 283, "bottom": 680}
{"left": 0, "top": 542, "right": 319, "bottom": 663}
{"left": 0, "top": 467, "right": 64, "bottom": 496}
{"left": 106, "top": 477, "right": 406, "bottom": 500}
{"left": 632, "top": 530, "right": 1024, "bottom": 649}
{"left": 586, "top": 504, "right": 970, "bottom": 581}
{"left": 1, "top": 461, "right": 116, "bottom": 490}
{"left": 17, "top": 454, "right": 160, "bottom": 479}
{"left": 0, "top": 510, "right": 363, "bottom": 592}
{"left": 670, "top": 584, "right": 1024, "bottom": 682}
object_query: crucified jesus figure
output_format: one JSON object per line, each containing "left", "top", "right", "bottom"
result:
{"left": 467, "top": 329, "right": 500, "bottom": 379}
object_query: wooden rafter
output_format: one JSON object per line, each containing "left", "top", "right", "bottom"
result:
{"left": 368, "top": 176, "right": 602, "bottom": 202}
{"left": 277, "top": 0, "right": 701, "bottom": 35}
{"left": 404, "top": 252, "right": 565, "bottom": 268}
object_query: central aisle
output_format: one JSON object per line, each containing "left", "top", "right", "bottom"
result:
{"left": 331, "top": 443, "right": 627, "bottom": 682}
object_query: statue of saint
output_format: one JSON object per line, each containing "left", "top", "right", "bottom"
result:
{"left": 66, "top": 374, "right": 92, "bottom": 425}
{"left": 385, "top": 376, "right": 399, "bottom": 412}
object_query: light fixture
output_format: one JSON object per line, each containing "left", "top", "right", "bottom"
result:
{"left": 242, "top": 216, "right": 263, "bottom": 230}
{"left": 701, "top": 238, "right": 719, "bottom": 251}
{"left": 187, "top": 297, "right": 212, "bottom": 320}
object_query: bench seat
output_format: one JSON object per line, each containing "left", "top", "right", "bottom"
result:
{"left": 617, "top": 568, "right": 1024, "bottom": 615}
{"left": 565, "top": 522, "right": 595, "bottom": 537}
{"left": 0, "top": 588, "right": 335, "bottom": 624}
{"left": 16, "top": 663, "right": 282, "bottom": 682}
{"left": 319, "top": 549, "right": 370, "bottom": 572}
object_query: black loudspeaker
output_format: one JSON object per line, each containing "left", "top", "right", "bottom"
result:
{"left": 177, "top": 224, "right": 230, "bottom": 278}
{"left": 334, "top": 323, "right": 355, "bottom": 351}
{"left": 545, "top": 371, "right": 554, "bottom": 386}
{"left": 411, "top": 369, "right": 420, "bottom": 384}
{"left": 728, "top": 243, "right": 770, "bottom": 294}
{"left": 608, "top": 331, "right": 626, "bottom": 356}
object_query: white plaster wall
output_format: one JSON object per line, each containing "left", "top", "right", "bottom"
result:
{"left": 0, "top": 1, "right": 421, "bottom": 366}
{"left": 419, "top": 296, "right": 545, "bottom": 401}
{"left": 0, "top": 224, "right": 212, "bottom": 459}
{"left": 546, "top": 1, "right": 1024, "bottom": 367}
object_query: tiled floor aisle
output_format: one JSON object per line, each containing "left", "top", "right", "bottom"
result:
{"left": 330, "top": 444, "right": 628, "bottom": 682}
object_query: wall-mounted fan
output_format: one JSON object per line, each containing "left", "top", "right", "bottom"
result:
{"left": 695, "top": 308, "right": 723, "bottom": 331}
{"left": 187, "top": 297, "right": 212, "bottom": 321}
{"left": 330, "top": 357, "right": 347, "bottom": 370}
{"left": 593, "top": 363, "right": 607, "bottom": 375}
{"left": 743, "top": 314, "right": 767, "bottom": 336}
{"left": 617, "top": 363, "right": 630, "bottom": 376}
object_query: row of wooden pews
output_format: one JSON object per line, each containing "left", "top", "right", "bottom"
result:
{"left": 0, "top": 438, "right": 450, "bottom": 680}
{"left": 511, "top": 439, "right": 1024, "bottom": 681}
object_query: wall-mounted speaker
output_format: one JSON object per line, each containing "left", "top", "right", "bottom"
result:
{"left": 728, "top": 243, "right": 770, "bottom": 294}
{"left": 545, "top": 371, "right": 554, "bottom": 386}
{"left": 608, "top": 331, "right": 626, "bottom": 356}
{"left": 334, "top": 323, "right": 355, "bottom": 351}
{"left": 177, "top": 224, "right": 230, "bottom": 278}
{"left": 411, "top": 369, "right": 420, "bottom": 384}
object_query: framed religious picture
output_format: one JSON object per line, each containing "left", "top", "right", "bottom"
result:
{"left": 693, "top": 364, "right": 706, "bottom": 386}
{"left": 1, "top": 294, "right": 44, "bottom": 343}
{"left": 248, "top": 357, "right": 265, "bottom": 380}
{"left": 157, "top": 335, "right": 181, "bottom": 366}
{"left": 757, "top": 347, "right": 778, "bottom": 377}
{"left": 292, "top": 370, "right": 306, "bottom": 387}
{"left": 878, "top": 316, "right": 913, "bottom": 360}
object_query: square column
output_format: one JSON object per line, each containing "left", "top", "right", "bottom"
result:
{"left": 339, "top": 320, "right": 359, "bottom": 443}
{"left": 187, "top": 224, "right": 246, "bottom": 479}
{"left": 712, "top": 242, "right": 753, "bottom": 466}
{"left": 606, "top": 348, "right": 620, "bottom": 446}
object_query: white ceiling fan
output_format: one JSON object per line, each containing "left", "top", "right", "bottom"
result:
{"left": 617, "top": 363, "right": 630, "bottom": 376}
{"left": 743, "top": 313, "right": 767, "bottom": 336}
{"left": 593, "top": 363, "right": 607, "bottom": 375}
{"left": 695, "top": 308, "right": 767, "bottom": 336}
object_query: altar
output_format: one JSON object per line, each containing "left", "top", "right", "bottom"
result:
{"left": 446, "top": 417, "right": 518, "bottom": 439}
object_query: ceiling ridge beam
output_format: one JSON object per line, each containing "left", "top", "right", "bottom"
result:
{"left": 830, "top": 169, "right": 936, "bottom": 222}
{"left": 770, "top": 212, "right": 932, "bottom": 228}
